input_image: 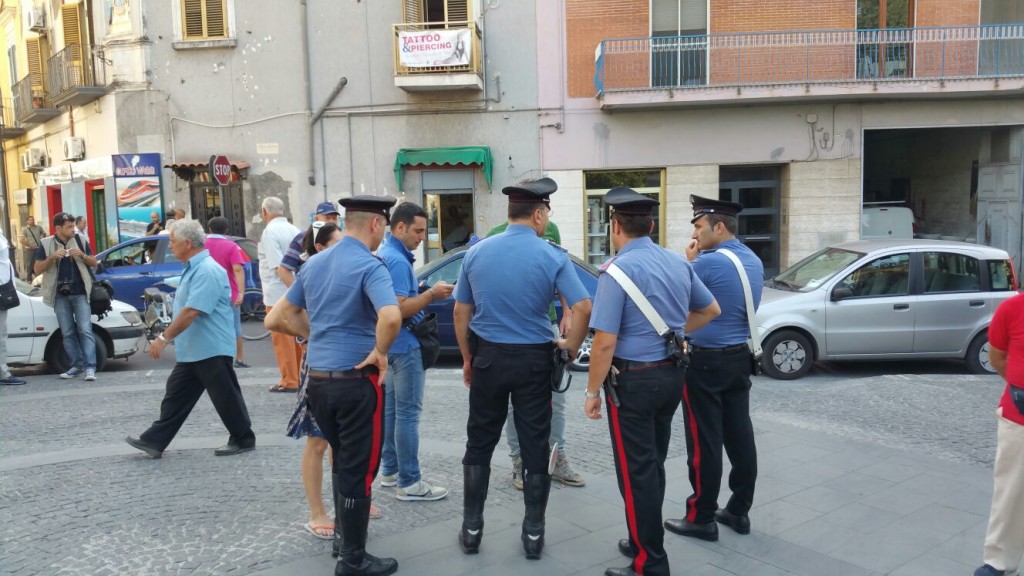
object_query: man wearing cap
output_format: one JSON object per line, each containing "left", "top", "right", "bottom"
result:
{"left": 584, "top": 187, "right": 719, "bottom": 576}
{"left": 664, "top": 195, "right": 764, "bottom": 544}
{"left": 453, "top": 177, "right": 593, "bottom": 560}
{"left": 259, "top": 196, "right": 302, "bottom": 393}
{"left": 266, "top": 195, "right": 401, "bottom": 576}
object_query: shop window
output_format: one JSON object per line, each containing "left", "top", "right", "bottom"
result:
{"left": 583, "top": 169, "right": 665, "bottom": 267}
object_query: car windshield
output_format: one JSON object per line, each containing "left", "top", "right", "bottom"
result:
{"left": 771, "top": 247, "right": 863, "bottom": 291}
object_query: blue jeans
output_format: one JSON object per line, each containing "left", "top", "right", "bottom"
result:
{"left": 54, "top": 294, "right": 96, "bottom": 370}
{"left": 381, "top": 347, "right": 425, "bottom": 488}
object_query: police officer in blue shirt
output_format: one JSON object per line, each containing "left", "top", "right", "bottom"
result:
{"left": 584, "top": 187, "right": 719, "bottom": 576}
{"left": 453, "top": 177, "right": 593, "bottom": 560}
{"left": 266, "top": 196, "right": 402, "bottom": 576}
{"left": 664, "top": 195, "right": 765, "bottom": 545}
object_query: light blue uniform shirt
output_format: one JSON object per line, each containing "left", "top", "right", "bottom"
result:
{"left": 377, "top": 233, "right": 421, "bottom": 354}
{"left": 287, "top": 236, "right": 398, "bottom": 371}
{"left": 688, "top": 239, "right": 764, "bottom": 348}
{"left": 173, "top": 250, "right": 237, "bottom": 362}
{"left": 589, "top": 237, "right": 714, "bottom": 362}
{"left": 453, "top": 224, "right": 590, "bottom": 344}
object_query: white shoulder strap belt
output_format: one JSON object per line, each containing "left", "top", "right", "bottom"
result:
{"left": 716, "top": 249, "right": 762, "bottom": 357}
{"left": 605, "top": 263, "right": 671, "bottom": 338}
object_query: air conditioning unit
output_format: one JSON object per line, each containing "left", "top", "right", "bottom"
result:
{"left": 63, "top": 137, "right": 85, "bottom": 160}
{"left": 21, "top": 148, "right": 46, "bottom": 172}
{"left": 25, "top": 7, "right": 45, "bottom": 34}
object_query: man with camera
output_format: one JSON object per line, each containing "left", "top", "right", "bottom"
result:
{"left": 34, "top": 212, "right": 99, "bottom": 381}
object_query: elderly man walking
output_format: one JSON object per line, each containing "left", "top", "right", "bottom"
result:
{"left": 125, "top": 219, "right": 256, "bottom": 458}
{"left": 259, "top": 196, "right": 302, "bottom": 392}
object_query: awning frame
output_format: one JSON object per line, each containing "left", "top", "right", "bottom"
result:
{"left": 394, "top": 146, "right": 493, "bottom": 191}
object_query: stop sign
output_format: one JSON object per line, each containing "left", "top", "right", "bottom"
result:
{"left": 209, "top": 155, "right": 231, "bottom": 186}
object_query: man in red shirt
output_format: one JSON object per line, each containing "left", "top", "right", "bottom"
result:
{"left": 205, "top": 217, "right": 250, "bottom": 368}
{"left": 975, "top": 293, "right": 1024, "bottom": 576}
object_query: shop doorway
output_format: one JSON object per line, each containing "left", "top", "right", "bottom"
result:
{"left": 190, "top": 181, "right": 245, "bottom": 237}
{"left": 89, "top": 186, "right": 111, "bottom": 252}
{"left": 719, "top": 165, "right": 782, "bottom": 277}
{"left": 422, "top": 170, "right": 475, "bottom": 263}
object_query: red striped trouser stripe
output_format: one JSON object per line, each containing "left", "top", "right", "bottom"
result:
{"left": 608, "top": 396, "right": 648, "bottom": 575}
{"left": 683, "top": 384, "right": 702, "bottom": 523}
{"left": 364, "top": 373, "right": 383, "bottom": 497}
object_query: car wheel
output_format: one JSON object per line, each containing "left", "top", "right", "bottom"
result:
{"left": 45, "top": 331, "right": 109, "bottom": 374}
{"left": 965, "top": 331, "right": 995, "bottom": 375}
{"left": 569, "top": 331, "right": 593, "bottom": 372}
{"left": 761, "top": 330, "right": 813, "bottom": 380}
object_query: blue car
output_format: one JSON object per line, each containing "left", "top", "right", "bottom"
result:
{"left": 416, "top": 245, "right": 599, "bottom": 370}
{"left": 95, "top": 235, "right": 261, "bottom": 311}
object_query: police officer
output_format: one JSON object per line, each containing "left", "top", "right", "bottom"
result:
{"left": 584, "top": 187, "right": 719, "bottom": 576}
{"left": 266, "top": 196, "right": 401, "bottom": 576}
{"left": 664, "top": 195, "right": 765, "bottom": 544}
{"left": 453, "top": 177, "right": 593, "bottom": 560}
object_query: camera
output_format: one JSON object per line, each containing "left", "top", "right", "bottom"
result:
{"left": 56, "top": 279, "right": 74, "bottom": 295}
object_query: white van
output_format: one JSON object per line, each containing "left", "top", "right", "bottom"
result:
{"left": 861, "top": 206, "right": 914, "bottom": 239}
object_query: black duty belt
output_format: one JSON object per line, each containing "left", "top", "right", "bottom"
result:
{"left": 689, "top": 343, "right": 749, "bottom": 353}
{"left": 477, "top": 338, "right": 552, "bottom": 352}
{"left": 307, "top": 368, "right": 379, "bottom": 380}
{"left": 611, "top": 357, "right": 675, "bottom": 373}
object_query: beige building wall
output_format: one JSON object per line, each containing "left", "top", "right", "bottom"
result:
{"left": 665, "top": 165, "right": 718, "bottom": 254}
{"left": 547, "top": 170, "right": 586, "bottom": 258}
{"left": 782, "top": 159, "right": 862, "bottom": 267}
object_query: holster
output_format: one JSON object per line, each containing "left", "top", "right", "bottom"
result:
{"left": 551, "top": 347, "right": 570, "bottom": 393}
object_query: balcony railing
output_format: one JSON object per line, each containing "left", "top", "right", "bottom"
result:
{"left": 392, "top": 21, "right": 482, "bottom": 90}
{"left": 47, "top": 43, "right": 106, "bottom": 107}
{"left": 0, "top": 97, "right": 25, "bottom": 139}
{"left": 11, "top": 75, "right": 60, "bottom": 125}
{"left": 595, "top": 24, "right": 1024, "bottom": 95}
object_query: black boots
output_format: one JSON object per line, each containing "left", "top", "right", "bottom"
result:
{"left": 334, "top": 480, "right": 398, "bottom": 576}
{"left": 459, "top": 465, "right": 490, "bottom": 554}
{"left": 521, "top": 472, "right": 551, "bottom": 560}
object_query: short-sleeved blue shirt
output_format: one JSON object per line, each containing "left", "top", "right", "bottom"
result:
{"left": 453, "top": 224, "right": 590, "bottom": 344}
{"left": 286, "top": 236, "right": 398, "bottom": 371}
{"left": 589, "top": 237, "right": 714, "bottom": 362}
{"left": 376, "top": 233, "right": 421, "bottom": 354}
{"left": 173, "top": 250, "right": 237, "bottom": 362}
{"left": 688, "top": 239, "right": 764, "bottom": 348}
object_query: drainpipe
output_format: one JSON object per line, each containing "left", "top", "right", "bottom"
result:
{"left": 301, "top": 0, "right": 314, "bottom": 186}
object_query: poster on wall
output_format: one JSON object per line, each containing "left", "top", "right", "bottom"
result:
{"left": 397, "top": 28, "right": 471, "bottom": 68}
{"left": 112, "top": 153, "right": 163, "bottom": 241}
{"left": 104, "top": 0, "right": 133, "bottom": 38}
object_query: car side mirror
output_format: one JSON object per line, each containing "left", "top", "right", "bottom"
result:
{"left": 96, "top": 262, "right": 106, "bottom": 274}
{"left": 831, "top": 286, "right": 853, "bottom": 301}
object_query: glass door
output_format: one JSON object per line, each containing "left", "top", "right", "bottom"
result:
{"left": 719, "top": 166, "right": 781, "bottom": 277}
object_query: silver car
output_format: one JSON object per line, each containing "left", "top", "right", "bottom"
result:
{"left": 757, "top": 239, "right": 1017, "bottom": 380}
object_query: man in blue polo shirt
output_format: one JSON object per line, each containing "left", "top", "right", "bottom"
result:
{"left": 266, "top": 195, "right": 401, "bottom": 576}
{"left": 377, "top": 202, "right": 455, "bottom": 502}
{"left": 125, "top": 219, "right": 255, "bottom": 459}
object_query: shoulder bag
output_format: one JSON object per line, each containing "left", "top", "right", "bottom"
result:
{"left": 74, "top": 236, "right": 115, "bottom": 319}
{"left": 0, "top": 263, "right": 18, "bottom": 311}
{"left": 715, "top": 249, "right": 763, "bottom": 375}
{"left": 406, "top": 312, "right": 440, "bottom": 370}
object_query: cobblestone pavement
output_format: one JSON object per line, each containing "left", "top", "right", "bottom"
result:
{"left": 0, "top": 362, "right": 1004, "bottom": 575}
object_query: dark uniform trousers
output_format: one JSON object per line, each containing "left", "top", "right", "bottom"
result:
{"left": 607, "top": 362, "right": 685, "bottom": 576}
{"left": 140, "top": 355, "right": 255, "bottom": 451}
{"left": 463, "top": 340, "right": 552, "bottom": 475}
{"left": 682, "top": 345, "right": 758, "bottom": 524}
{"left": 307, "top": 371, "right": 385, "bottom": 498}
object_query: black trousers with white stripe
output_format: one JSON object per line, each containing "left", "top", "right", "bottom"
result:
{"left": 606, "top": 363, "right": 685, "bottom": 576}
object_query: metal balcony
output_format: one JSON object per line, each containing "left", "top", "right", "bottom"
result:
{"left": 392, "top": 21, "right": 483, "bottom": 91}
{"left": 594, "top": 24, "right": 1024, "bottom": 109}
{"left": 47, "top": 43, "right": 106, "bottom": 108}
{"left": 0, "top": 97, "right": 26, "bottom": 140}
{"left": 11, "top": 75, "right": 60, "bottom": 125}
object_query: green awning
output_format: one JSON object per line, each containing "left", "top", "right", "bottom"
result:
{"left": 394, "top": 146, "right": 493, "bottom": 191}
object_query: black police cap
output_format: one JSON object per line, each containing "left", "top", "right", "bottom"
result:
{"left": 338, "top": 195, "right": 397, "bottom": 223}
{"left": 502, "top": 177, "right": 558, "bottom": 204}
{"left": 690, "top": 194, "right": 743, "bottom": 223}
{"left": 605, "top": 186, "right": 659, "bottom": 216}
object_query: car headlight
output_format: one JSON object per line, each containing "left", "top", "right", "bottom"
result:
{"left": 121, "top": 310, "right": 142, "bottom": 325}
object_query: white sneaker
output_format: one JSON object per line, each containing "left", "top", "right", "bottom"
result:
{"left": 379, "top": 474, "right": 398, "bottom": 487}
{"left": 60, "top": 367, "right": 85, "bottom": 379}
{"left": 396, "top": 480, "right": 448, "bottom": 501}
{"left": 84, "top": 369, "right": 97, "bottom": 382}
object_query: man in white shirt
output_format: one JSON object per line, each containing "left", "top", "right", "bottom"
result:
{"left": 258, "top": 196, "right": 302, "bottom": 392}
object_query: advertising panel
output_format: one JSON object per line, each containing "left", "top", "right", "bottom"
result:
{"left": 112, "top": 153, "right": 164, "bottom": 241}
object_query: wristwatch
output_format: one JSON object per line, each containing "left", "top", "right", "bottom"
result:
{"left": 157, "top": 334, "right": 168, "bottom": 344}
{"left": 585, "top": 389, "right": 601, "bottom": 399}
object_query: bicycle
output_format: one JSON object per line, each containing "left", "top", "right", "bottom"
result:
{"left": 142, "top": 277, "right": 180, "bottom": 342}
{"left": 239, "top": 287, "right": 270, "bottom": 341}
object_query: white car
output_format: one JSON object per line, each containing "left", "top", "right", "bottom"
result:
{"left": 6, "top": 277, "right": 145, "bottom": 373}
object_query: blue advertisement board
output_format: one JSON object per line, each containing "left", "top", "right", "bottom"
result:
{"left": 112, "top": 153, "right": 164, "bottom": 241}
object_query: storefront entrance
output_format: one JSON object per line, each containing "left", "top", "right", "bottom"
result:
{"left": 719, "top": 165, "right": 782, "bottom": 277}
{"left": 190, "top": 181, "right": 245, "bottom": 237}
{"left": 422, "top": 170, "right": 475, "bottom": 263}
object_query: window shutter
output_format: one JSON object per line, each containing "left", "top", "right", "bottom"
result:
{"left": 403, "top": 0, "right": 424, "bottom": 24}
{"left": 445, "top": 0, "right": 468, "bottom": 23}
{"left": 183, "top": 0, "right": 205, "bottom": 38}
{"left": 26, "top": 37, "right": 43, "bottom": 92}
{"left": 651, "top": 0, "right": 680, "bottom": 35}
{"left": 61, "top": 3, "right": 85, "bottom": 63}
{"left": 204, "top": 0, "right": 226, "bottom": 38}
{"left": 680, "top": 0, "right": 706, "bottom": 32}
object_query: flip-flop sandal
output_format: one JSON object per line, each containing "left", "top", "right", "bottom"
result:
{"left": 269, "top": 385, "right": 297, "bottom": 393}
{"left": 369, "top": 505, "right": 383, "bottom": 520}
{"left": 304, "top": 522, "right": 335, "bottom": 540}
